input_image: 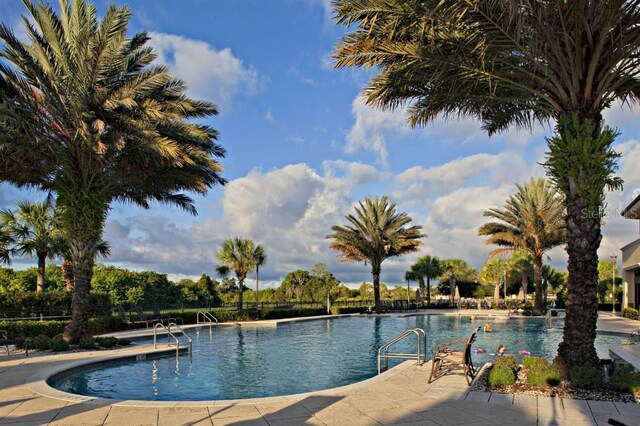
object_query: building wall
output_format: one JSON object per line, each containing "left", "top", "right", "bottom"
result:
{"left": 622, "top": 238, "right": 640, "bottom": 309}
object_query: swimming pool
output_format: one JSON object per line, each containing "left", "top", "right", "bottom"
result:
{"left": 49, "top": 315, "right": 624, "bottom": 401}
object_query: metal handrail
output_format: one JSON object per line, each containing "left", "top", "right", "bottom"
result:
{"left": 378, "top": 328, "right": 427, "bottom": 374}
{"left": 197, "top": 311, "right": 218, "bottom": 333}
{"left": 153, "top": 322, "right": 192, "bottom": 360}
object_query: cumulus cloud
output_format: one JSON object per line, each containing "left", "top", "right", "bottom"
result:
{"left": 149, "top": 32, "right": 262, "bottom": 110}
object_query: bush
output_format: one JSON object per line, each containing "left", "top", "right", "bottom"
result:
{"left": 531, "top": 309, "right": 543, "bottom": 316}
{"left": 96, "top": 336, "right": 118, "bottom": 348}
{"left": 117, "top": 338, "right": 131, "bottom": 346}
{"left": 488, "top": 364, "right": 517, "bottom": 387}
{"left": 623, "top": 307, "right": 639, "bottom": 320}
{"left": 549, "top": 310, "right": 558, "bottom": 317}
{"left": 50, "top": 334, "right": 70, "bottom": 352}
{"left": 611, "top": 364, "right": 640, "bottom": 392}
{"left": 494, "top": 355, "right": 518, "bottom": 372}
{"left": 78, "top": 336, "right": 96, "bottom": 350}
{"left": 31, "top": 334, "right": 52, "bottom": 351}
{"left": 570, "top": 364, "right": 604, "bottom": 389}
{"left": 87, "top": 316, "right": 126, "bottom": 335}
{"left": 522, "top": 357, "right": 560, "bottom": 387}
{"left": 0, "top": 320, "right": 67, "bottom": 339}
{"left": 13, "top": 337, "right": 27, "bottom": 349}
{"left": 330, "top": 306, "right": 365, "bottom": 315}
{"left": 522, "top": 356, "right": 549, "bottom": 370}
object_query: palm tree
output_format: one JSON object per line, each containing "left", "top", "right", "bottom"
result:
{"left": 327, "top": 196, "right": 425, "bottom": 309}
{"left": 437, "top": 259, "right": 478, "bottom": 305}
{"left": 479, "top": 178, "right": 565, "bottom": 310}
{"left": 252, "top": 244, "right": 267, "bottom": 315}
{"left": 0, "top": 229, "right": 12, "bottom": 266}
{"left": 0, "top": 1, "right": 225, "bottom": 342}
{"left": 1, "top": 200, "right": 64, "bottom": 292}
{"left": 216, "top": 238, "right": 259, "bottom": 310}
{"left": 404, "top": 269, "right": 417, "bottom": 303}
{"left": 333, "top": 0, "right": 636, "bottom": 371}
{"left": 410, "top": 255, "right": 441, "bottom": 306}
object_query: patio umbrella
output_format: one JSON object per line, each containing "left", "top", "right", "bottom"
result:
{"left": 517, "top": 286, "right": 525, "bottom": 301}
{"left": 454, "top": 285, "right": 461, "bottom": 302}
{"left": 494, "top": 283, "right": 501, "bottom": 300}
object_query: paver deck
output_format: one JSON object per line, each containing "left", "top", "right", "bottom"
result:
{"left": 0, "top": 310, "right": 638, "bottom": 425}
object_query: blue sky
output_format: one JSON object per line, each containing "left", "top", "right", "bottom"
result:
{"left": 1, "top": 0, "right": 640, "bottom": 288}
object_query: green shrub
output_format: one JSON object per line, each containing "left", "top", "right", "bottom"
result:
{"left": 330, "top": 306, "right": 364, "bottom": 315}
{"left": 570, "top": 364, "right": 604, "bottom": 389}
{"left": 531, "top": 309, "right": 543, "bottom": 316}
{"left": 31, "top": 334, "right": 52, "bottom": 351}
{"left": 117, "top": 338, "right": 131, "bottom": 346}
{"left": 0, "top": 320, "right": 68, "bottom": 339}
{"left": 494, "top": 355, "right": 518, "bottom": 372}
{"left": 623, "top": 307, "right": 639, "bottom": 320}
{"left": 50, "top": 334, "right": 70, "bottom": 352}
{"left": 525, "top": 363, "right": 561, "bottom": 387}
{"left": 87, "top": 316, "right": 126, "bottom": 335}
{"left": 522, "top": 356, "right": 549, "bottom": 370}
{"left": 96, "top": 336, "right": 118, "bottom": 348}
{"left": 611, "top": 364, "right": 640, "bottom": 392}
{"left": 488, "top": 365, "right": 516, "bottom": 387}
{"left": 78, "top": 336, "right": 96, "bottom": 350}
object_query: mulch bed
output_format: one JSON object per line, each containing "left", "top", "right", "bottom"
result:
{"left": 471, "top": 364, "right": 639, "bottom": 403}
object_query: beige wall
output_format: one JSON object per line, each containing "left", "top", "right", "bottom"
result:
{"left": 622, "top": 238, "right": 640, "bottom": 309}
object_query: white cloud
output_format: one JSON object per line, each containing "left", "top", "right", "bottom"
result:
{"left": 287, "top": 66, "right": 317, "bottom": 85}
{"left": 321, "top": 52, "right": 334, "bottom": 71}
{"left": 346, "top": 96, "right": 409, "bottom": 167}
{"left": 265, "top": 108, "right": 275, "bottom": 123}
{"left": 149, "top": 32, "right": 262, "bottom": 110}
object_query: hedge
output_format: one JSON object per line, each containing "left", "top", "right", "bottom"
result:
{"left": 330, "top": 306, "right": 365, "bottom": 315}
{"left": 0, "top": 320, "right": 68, "bottom": 338}
{"left": 623, "top": 307, "right": 639, "bottom": 320}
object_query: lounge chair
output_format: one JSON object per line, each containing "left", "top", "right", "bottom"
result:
{"left": 136, "top": 306, "right": 162, "bottom": 327}
{"left": 117, "top": 306, "right": 151, "bottom": 329}
{"left": 152, "top": 305, "right": 182, "bottom": 325}
{"left": 428, "top": 326, "right": 481, "bottom": 385}
{"left": 0, "top": 330, "right": 28, "bottom": 356}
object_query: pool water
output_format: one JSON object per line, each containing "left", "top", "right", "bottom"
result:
{"left": 50, "top": 315, "right": 623, "bottom": 401}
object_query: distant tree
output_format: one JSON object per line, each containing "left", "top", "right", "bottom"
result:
{"left": 437, "top": 259, "right": 478, "bottom": 301}
{"left": 505, "top": 250, "right": 535, "bottom": 299}
{"left": 359, "top": 282, "right": 373, "bottom": 301}
{"left": 480, "top": 258, "right": 506, "bottom": 299}
{"left": 410, "top": 255, "right": 440, "bottom": 305}
{"left": 327, "top": 196, "right": 424, "bottom": 309}
{"left": 479, "top": 178, "right": 565, "bottom": 309}
{"left": 216, "top": 238, "right": 260, "bottom": 310}
{"left": 1, "top": 200, "right": 64, "bottom": 292}
{"left": 251, "top": 244, "right": 267, "bottom": 313}
{"left": 277, "top": 270, "right": 311, "bottom": 301}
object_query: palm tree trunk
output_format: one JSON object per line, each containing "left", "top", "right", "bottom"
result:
{"left": 36, "top": 253, "right": 46, "bottom": 292}
{"left": 62, "top": 258, "right": 74, "bottom": 291}
{"left": 426, "top": 277, "right": 431, "bottom": 306}
{"left": 372, "top": 263, "right": 381, "bottom": 310}
{"left": 64, "top": 237, "right": 96, "bottom": 343}
{"left": 237, "top": 279, "right": 244, "bottom": 310}
{"left": 418, "top": 277, "right": 425, "bottom": 301}
{"left": 533, "top": 256, "right": 544, "bottom": 310}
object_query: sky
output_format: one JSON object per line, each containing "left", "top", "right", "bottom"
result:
{"left": 1, "top": 0, "right": 639, "bottom": 289}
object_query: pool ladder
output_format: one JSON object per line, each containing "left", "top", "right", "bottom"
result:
{"left": 153, "top": 322, "right": 192, "bottom": 361}
{"left": 378, "top": 328, "right": 427, "bottom": 374}
{"left": 197, "top": 311, "right": 219, "bottom": 333}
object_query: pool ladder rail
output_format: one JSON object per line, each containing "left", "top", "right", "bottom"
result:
{"left": 197, "top": 311, "right": 219, "bottom": 333}
{"left": 153, "top": 322, "right": 192, "bottom": 360}
{"left": 378, "top": 328, "right": 427, "bottom": 374}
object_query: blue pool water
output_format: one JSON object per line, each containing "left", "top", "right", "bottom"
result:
{"left": 50, "top": 315, "right": 623, "bottom": 401}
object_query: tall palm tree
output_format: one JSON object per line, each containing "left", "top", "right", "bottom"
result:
{"left": 1, "top": 200, "right": 64, "bottom": 292}
{"left": 0, "top": 228, "right": 12, "bottom": 266}
{"left": 333, "top": 0, "right": 635, "bottom": 371}
{"left": 216, "top": 238, "right": 258, "bottom": 310}
{"left": 479, "top": 178, "right": 565, "bottom": 310}
{"left": 410, "top": 255, "right": 441, "bottom": 306}
{"left": 252, "top": 244, "right": 267, "bottom": 314}
{"left": 327, "top": 196, "right": 425, "bottom": 309}
{"left": 404, "top": 269, "right": 417, "bottom": 303}
{"left": 438, "top": 259, "right": 478, "bottom": 304}
{"left": 0, "top": 0, "right": 225, "bottom": 342}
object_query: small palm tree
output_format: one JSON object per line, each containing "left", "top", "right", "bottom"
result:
{"left": 327, "top": 196, "right": 425, "bottom": 309}
{"left": 216, "top": 238, "right": 258, "bottom": 310}
{"left": 410, "top": 255, "right": 441, "bottom": 306}
{"left": 0, "top": 0, "right": 225, "bottom": 342}
{"left": 0, "top": 229, "right": 12, "bottom": 265}
{"left": 1, "top": 200, "right": 64, "bottom": 292}
{"left": 404, "top": 269, "right": 417, "bottom": 303}
{"left": 479, "top": 178, "right": 565, "bottom": 310}
{"left": 252, "top": 244, "right": 267, "bottom": 314}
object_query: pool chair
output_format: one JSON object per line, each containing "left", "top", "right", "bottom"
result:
{"left": 136, "top": 306, "right": 162, "bottom": 328}
{"left": 428, "top": 326, "right": 481, "bottom": 385}
{"left": 117, "top": 306, "right": 151, "bottom": 329}
{"left": 0, "top": 330, "right": 28, "bottom": 356}
{"left": 152, "top": 305, "right": 182, "bottom": 325}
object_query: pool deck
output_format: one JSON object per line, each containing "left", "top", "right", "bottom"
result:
{"left": 1, "top": 310, "right": 640, "bottom": 425}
